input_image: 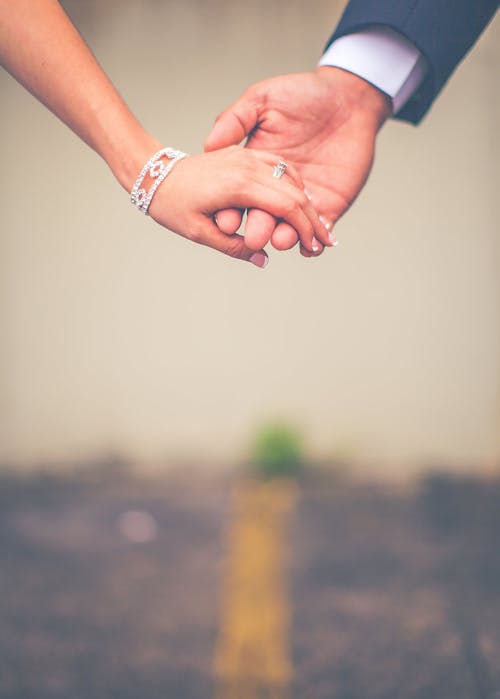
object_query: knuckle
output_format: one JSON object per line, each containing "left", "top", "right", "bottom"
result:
{"left": 282, "top": 198, "right": 300, "bottom": 217}
{"left": 245, "top": 154, "right": 260, "bottom": 174}
{"left": 223, "top": 237, "right": 244, "bottom": 258}
{"left": 238, "top": 177, "right": 252, "bottom": 198}
{"left": 296, "top": 191, "right": 308, "bottom": 207}
{"left": 238, "top": 159, "right": 253, "bottom": 179}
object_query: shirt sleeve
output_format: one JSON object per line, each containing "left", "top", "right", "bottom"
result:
{"left": 318, "top": 25, "right": 429, "bottom": 116}
{"left": 322, "top": 0, "right": 499, "bottom": 124}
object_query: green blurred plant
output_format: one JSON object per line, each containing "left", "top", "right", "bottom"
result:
{"left": 251, "top": 422, "right": 304, "bottom": 478}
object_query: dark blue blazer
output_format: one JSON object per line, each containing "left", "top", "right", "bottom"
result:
{"left": 326, "top": 0, "right": 499, "bottom": 123}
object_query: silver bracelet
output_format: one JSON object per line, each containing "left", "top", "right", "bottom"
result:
{"left": 130, "top": 147, "right": 189, "bottom": 215}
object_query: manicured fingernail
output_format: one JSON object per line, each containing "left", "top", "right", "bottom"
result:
{"left": 320, "top": 215, "right": 332, "bottom": 231}
{"left": 304, "top": 188, "right": 313, "bottom": 201}
{"left": 249, "top": 252, "right": 269, "bottom": 268}
{"left": 311, "top": 237, "right": 320, "bottom": 252}
{"left": 329, "top": 232, "right": 338, "bottom": 247}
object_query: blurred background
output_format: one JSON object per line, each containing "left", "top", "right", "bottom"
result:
{"left": 0, "top": 2, "right": 499, "bottom": 698}
{"left": 1, "top": 0, "right": 498, "bottom": 478}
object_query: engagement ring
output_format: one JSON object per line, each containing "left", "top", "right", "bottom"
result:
{"left": 272, "top": 161, "right": 288, "bottom": 179}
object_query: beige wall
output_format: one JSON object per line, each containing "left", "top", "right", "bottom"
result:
{"left": 1, "top": 1, "right": 499, "bottom": 476}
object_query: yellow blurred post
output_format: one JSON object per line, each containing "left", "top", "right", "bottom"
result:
{"left": 214, "top": 479, "right": 298, "bottom": 699}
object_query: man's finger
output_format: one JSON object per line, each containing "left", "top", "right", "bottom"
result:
{"left": 215, "top": 208, "right": 244, "bottom": 235}
{"left": 270, "top": 223, "right": 299, "bottom": 251}
{"left": 244, "top": 209, "right": 277, "bottom": 251}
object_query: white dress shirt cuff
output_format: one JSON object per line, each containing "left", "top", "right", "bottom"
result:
{"left": 318, "top": 26, "right": 429, "bottom": 115}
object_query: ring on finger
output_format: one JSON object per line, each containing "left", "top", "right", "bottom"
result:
{"left": 272, "top": 161, "right": 288, "bottom": 179}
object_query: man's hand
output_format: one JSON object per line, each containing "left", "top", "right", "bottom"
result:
{"left": 205, "top": 67, "right": 391, "bottom": 256}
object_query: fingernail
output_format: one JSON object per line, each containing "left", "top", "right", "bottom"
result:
{"left": 320, "top": 215, "right": 332, "bottom": 231}
{"left": 249, "top": 252, "right": 269, "bottom": 268}
{"left": 304, "top": 188, "right": 313, "bottom": 201}
{"left": 311, "top": 237, "right": 320, "bottom": 253}
{"left": 329, "top": 232, "right": 339, "bottom": 247}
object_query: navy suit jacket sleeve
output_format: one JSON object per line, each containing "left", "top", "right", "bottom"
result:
{"left": 325, "top": 0, "right": 499, "bottom": 123}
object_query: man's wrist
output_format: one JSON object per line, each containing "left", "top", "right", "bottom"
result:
{"left": 315, "top": 66, "right": 392, "bottom": 129}
{"left": 319, "top": 27, "right": 428, "bottom": 116}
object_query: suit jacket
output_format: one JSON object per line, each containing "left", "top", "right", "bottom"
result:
{"left": 326, "top": 0, "right": 499, "bottom": 123}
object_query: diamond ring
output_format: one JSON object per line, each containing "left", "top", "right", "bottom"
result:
{"left": 272, "top": 161, "right": 288, "bottom": 179}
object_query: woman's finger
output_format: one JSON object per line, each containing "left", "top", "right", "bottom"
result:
{"left": 272, "top": 222, "right": 325, "bottom": 256}
{"left": 193, "top": 215, "right": 269, "bottom": 267}
{"left": 250, "top": 153, "right": 331, "bottom": 251}
{"left": 300, "top": 241, "right": 325, "bottom": 257}
{"left": 242, "top": 181, "right": 317, "bottom": 251}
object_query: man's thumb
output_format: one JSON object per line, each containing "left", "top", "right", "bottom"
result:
{"left": 204, "top": 97, "right": 258, "bottom": 152}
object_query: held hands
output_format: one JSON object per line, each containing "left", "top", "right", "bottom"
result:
{"left": 0, "top": 0, "right": 391, "bottom": 268}
{"left": 131, "top": 67, "right": 391, "bottom": 267}
{"left": 205, "top": 67, "right": 392, "bottom": 257}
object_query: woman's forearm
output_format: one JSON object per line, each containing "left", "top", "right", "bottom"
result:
{"left": 0, "top": 0, "right": 157, "bottom": 190}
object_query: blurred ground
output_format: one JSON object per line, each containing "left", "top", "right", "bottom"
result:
{"left": 0, "top": 467, "right": 499, "bottom": 698}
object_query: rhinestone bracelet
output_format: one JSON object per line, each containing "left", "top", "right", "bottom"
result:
{"left": 130, "top": 147, "right": 189, "bottom": 215}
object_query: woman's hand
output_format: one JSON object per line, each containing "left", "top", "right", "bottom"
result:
{"left": 146, "top": 146, "right": 333, "bottom": 267}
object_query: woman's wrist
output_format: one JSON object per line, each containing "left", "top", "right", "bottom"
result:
{"left": 101, "top": 122, "right": 163, "bottom": 194}
{"left": 130, "top": 147, "right": 189, "bottom": 215}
